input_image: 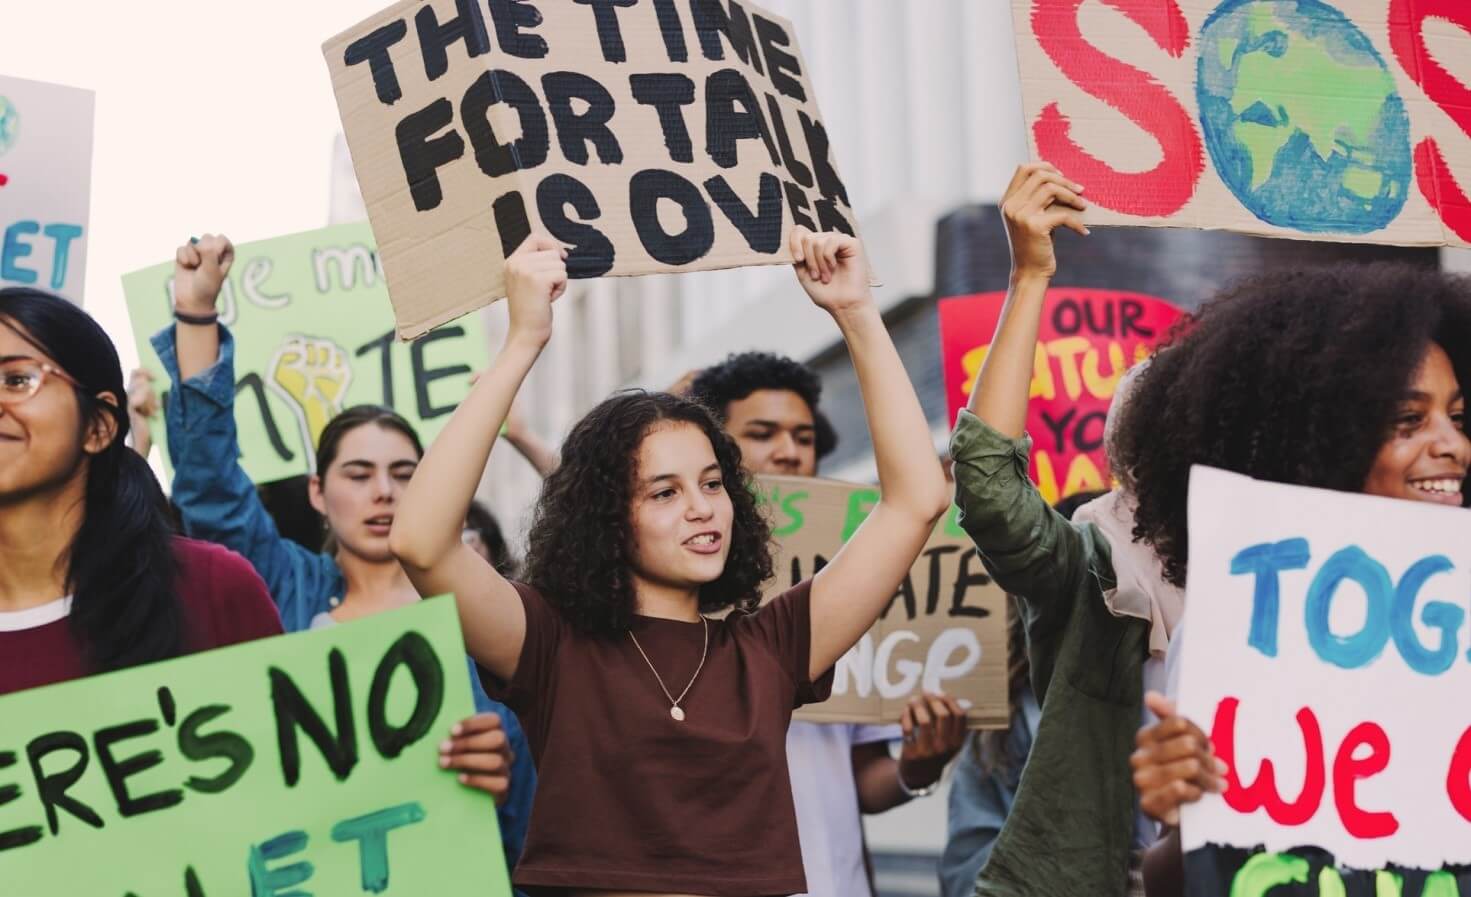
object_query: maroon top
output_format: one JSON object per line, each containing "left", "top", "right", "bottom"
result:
{"left": 486, "top": 580, "right": 833, "bottom": 896}
{"left": 0, "top": 537, "right": 283, "bottom": 695}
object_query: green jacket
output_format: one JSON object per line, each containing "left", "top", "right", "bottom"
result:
{"left": 950, "top": 410, "right": 1148, "bottom": 897}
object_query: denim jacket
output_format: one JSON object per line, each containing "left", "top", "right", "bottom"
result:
{"left": 152, "top": 324, "right": 536, "bottom": 881}
{"left": 950, "top": 410, "right": 1146, "bottom": 897}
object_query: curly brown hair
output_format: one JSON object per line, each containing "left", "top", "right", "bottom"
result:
{"left": 1113, "top": 263, "right": 1471, "bottom": 589}
{"left": 522, "top": 391, "right": 774, "bottom": 635}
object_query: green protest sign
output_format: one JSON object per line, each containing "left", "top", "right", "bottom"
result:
{"left": 124, "top": 223, "right": 491, "bottom": 485}
{"left": 0, "top": 598, "right": 510, "bottom": 896}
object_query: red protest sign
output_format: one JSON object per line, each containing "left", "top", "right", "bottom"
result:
{"left": 938, "top": 289, "right": 1183, "bottom": 505}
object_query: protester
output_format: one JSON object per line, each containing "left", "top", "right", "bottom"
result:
{"left": 940, "top": 488, "right": 1104, "bottom": 897}
{"left": 0, "top": 287, "right": 282, "bottom": 695}
{"left": 1116, "top": 262, "right": 1471, "bottom": 896}
{"left": 148, "top": 236, "right": 533, "bottom": 866}
{"left": 465, "top": 498, "right": 517, "bottom": 577}
{"left": 689, "top": 351, "right": 967, "bottom": 897}
{"left": 390, "top": 227, "right": 950, "bottom": 895}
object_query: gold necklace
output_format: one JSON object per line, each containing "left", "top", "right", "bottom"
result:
{"left": 628, "top": 615, "right": 709, "bottom": 722}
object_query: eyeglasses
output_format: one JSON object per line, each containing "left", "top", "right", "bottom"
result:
{"left": 0, "top": 358, "right": 82, "bottom": 406}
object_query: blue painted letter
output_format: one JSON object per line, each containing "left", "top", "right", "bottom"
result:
{"left": 1, "top": 220, "right": 39, "bottom": 285}
{"left": 1305, "top": 546, "right": 1392, "bottom": 670}
{"left": 1391, "top": 554, "right": 1462, "bottom": 676}
{"left": 247, "top": 830, "right": 314, "bottom": 897}
{"left": 1230, "top": 538, "right": 1311, "bottom": 657}
{"left": 42, "top": 223, "right": 83, "bottom": 292}
{"left": 331, "top": 802, "right": 427, "bottom": 894}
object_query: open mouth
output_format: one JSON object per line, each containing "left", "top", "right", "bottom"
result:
{"left": 1409, "top": 477, "right": 1464, "bottom": 505}
{"left": 365, "top": 515, "right": 394, "bottom": 534}
{"left": 684, "top": 532, "right": 723, "bottom": 554}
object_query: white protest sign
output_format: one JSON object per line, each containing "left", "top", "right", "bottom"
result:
{"left": 0, "top": 75, "right": 94, "bottom": 302}
{"left": 324, "top": 0, "right": 859, "bottom": 339}
{"left": 1010, "top": 0, "right": 1471, "bottom": 248}
{"left": 1178, "top": 466, "right": 1471, "bottom": 895}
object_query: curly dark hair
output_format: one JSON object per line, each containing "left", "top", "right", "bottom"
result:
{"left": 522, "top": 390, "right": 774, "bottom": 635}
{"left": 687, "top": 351, "right": 838, "bottom": 458}
{"left": 1114, "top": 263, "right": 1471, "bottom": 589}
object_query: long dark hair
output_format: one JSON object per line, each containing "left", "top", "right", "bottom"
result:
{"left": 0, "top": 288, "right": 184, "bottom": 671}
{"left": 523, "top": 390, "right": 774, "bottom": 635}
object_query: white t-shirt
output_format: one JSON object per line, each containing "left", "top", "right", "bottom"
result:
{"left": 785, "top": 720, "right": 903, "bottom": 897}
{"left": 0, "top": 596, "right": 71, "bottom": 631}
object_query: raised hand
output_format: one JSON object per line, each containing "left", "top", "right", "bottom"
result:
{"left": 1131, "top": 692, "right": 1227, "bottom": 826}
{"left": 789, "top": 226, "right": 872, "bottom": 317}
{"left": 173, "top": 234, "right": 235, "bottom": 315}
{"left": 504, "top": 233, "right": 568, "bottom": 351}
{"left": 1000, "top": 163, "right": 1088, "bottom": 280}
{"left": 439, "top": 712, "right": 514, "bottom": 805}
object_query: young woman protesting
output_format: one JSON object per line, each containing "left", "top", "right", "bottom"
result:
{"left": 1115, "top": 265, "right": 1471, "bottom": 896}
{"left": 390, "top": 228, "right": 950, "bottom": 896}
{"left": 0, "top": 288, "right": 281, "bottom": 695}
{"left": 952, "top": 163, "right": 1471, "bottom": 897}
{"left": 150, "top": 236, "right": 535, "bottom": 869}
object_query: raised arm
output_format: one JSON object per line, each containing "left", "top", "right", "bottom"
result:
{"left": 503, "top": 401, "right": 559, "bottom": 478}
{"left": 949, "top": 164, "right": 1101, "bottom": 608}
{"left": 390, "top": 235, "right": 568, "bottom": 681}
{"left": 155, "top": 236, "right": 338, "bottom": 630}
{"left": 797, "top": 228, "right": 952, "bottom": 680}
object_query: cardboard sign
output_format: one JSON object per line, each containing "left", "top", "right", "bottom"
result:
{"left": 125, "top": 223, "right": 491, "bottom": 485}
{"left": 0, "top": 599, "right": 511, "bottom": 897}
{"left": 938, "top": 288, "right": 1182, "bottom": 505}
{"left": 0, "top": 74, "right": 94, "bottom": 302}
{"left": 1012, "top": 0, "right": 1471, "bottom": 248}
{"left": 324, "top": 0, "right": 858, "bottom": 338}
{"left": 1177, "top": 467, "right": 1471, "bottom": 895}
{"left": 757, "top": 475, "right": 1009, "bottom": 729}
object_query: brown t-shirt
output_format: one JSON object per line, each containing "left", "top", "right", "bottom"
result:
{"left": 484, "top": 580, "right": 833, "bottom": 896}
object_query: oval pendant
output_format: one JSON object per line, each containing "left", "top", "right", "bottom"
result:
{"left": 670, "top": 706, "right": 686, "bottom": 721}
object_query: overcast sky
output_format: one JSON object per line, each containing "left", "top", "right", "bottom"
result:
{"left": 1, "top": 0, "right": 379, "bottom": 370}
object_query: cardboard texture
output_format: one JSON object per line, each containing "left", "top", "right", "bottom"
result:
{"left": 938, "top": 288, "right": 1182, "bottom": 505}
{"left": 0, "top": 74, "right": 94, "bottom": 302}
{"left": 324, "top": 0, "right": 860, "bottom": 339}
{"left": 125, "top": 223, "right": 491, "bottom": 485}
{"left": 1177, "top": 468, "right": 1471, "bottom": 894}
{"left": 757, "top": 475, "right": 1009, "bottom": 729}
{"left": 0, "top": 599, "right": 511, "bottom": 896}
{"left": 1012, "top": 0, "right": 1471, "bottom": 248}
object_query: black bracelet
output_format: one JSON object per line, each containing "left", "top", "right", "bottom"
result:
{"left": 173, "top": 308, "right": 219, "bottom": 326}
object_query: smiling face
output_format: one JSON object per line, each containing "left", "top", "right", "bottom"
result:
{"left": 724, "top": 389, "right": 818, "bottom": 477}
{"left": 309, "top": 422, "right": 420, "bottom": 563}
{"left": 0, "top": 318, "right": 109, "bottom": 504}
{"left": 1362, "top": 342, "right": 1471, "bottom": 507}
{"left": 628, "top": 421, "right": 735, "bottom": 596}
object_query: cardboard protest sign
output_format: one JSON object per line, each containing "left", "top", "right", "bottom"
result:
{"left": 125, "top": 223, "right": 490, "bottom": 485}
{"left": 0, "top": 74, "right": 94, "bottom": 302}
{"left": 324, "top": 0, "right": 858, "bottom": 338}
{"left": 0, "top": 598, "right": 511, "bottom": 897}
{"left": 1011, "top": 0, "right": 1471, "bottom": 248}
{"left": 1177, "top": 467, "right": 1471, "bottom": 895}
{"left": 757, "top": 475, "right": 1009, "bottom": 729}
{"left": 938, "top": 288, "right": 1182, "bottom": 505}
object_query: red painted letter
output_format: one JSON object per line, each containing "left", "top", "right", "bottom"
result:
{"left": 1448, "top": 725, "right": 1471, "bottom": 823}
{"left": 1332, "top": 722, "right": 1399, "bottom": 839}
{"left": 1212, "top": 697, "right": 1326, "bottom": 826}
{"left": 1388, "top": 0, "right": 1471, "bottom": 241}
{"left": 1030, "top": 0, "right": 1203, "bottom": 217}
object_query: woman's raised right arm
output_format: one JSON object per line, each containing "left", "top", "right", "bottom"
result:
{"left": 390, "top": 235, "right": 568, "bottom": 682}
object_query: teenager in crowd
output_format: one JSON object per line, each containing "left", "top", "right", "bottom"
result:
{"left": 953, "top": 162, "right": 1471, "bottom": 897}
{"left": 0, "top": 287, "right": 281, "bottom": 695}
{"left": 1117, "top": 264, "right": 1471, "bottom": 896}
{"left": 939, "top": 488, "right": 1104, "bottom": 897}
{"left": 390, "top": 227, "right": 950, "bottom": 896}
{"left": 688, "top": 351, "right": 967, "bottom": 897}
{"left": 150, "top": 236, "right": 532, "bottom": 862}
